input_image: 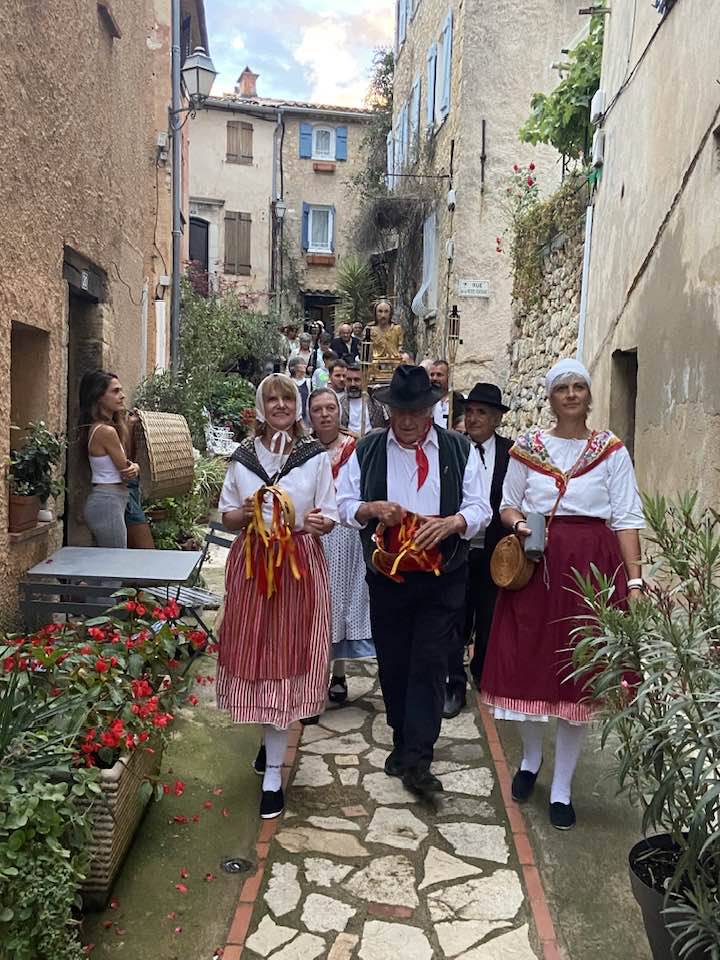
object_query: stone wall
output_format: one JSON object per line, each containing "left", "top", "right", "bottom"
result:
{"left": 502, "top": 222, "right": 584, "bottom": 436}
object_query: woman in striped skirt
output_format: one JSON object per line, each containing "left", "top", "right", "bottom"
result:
{"left": 217, "top": 374, "right": 338, "bottom": 819}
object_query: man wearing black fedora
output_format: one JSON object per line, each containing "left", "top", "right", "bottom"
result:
{"left": 443, "top": 382, "right": 513, "bottom": 718}
{"left": 337, "top": 365, "right": 490, "bottom": 794}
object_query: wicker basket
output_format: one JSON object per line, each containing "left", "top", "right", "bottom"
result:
{"left": 79, "top": 746, "right": 162, "bottom": 910}
{"left": 490, "top": 535, "right": 536, "bottom": 591}
{"left": 135, "top": 410, "right": 194, "bottom": 500}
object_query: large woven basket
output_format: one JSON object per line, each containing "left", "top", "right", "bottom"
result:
{"left": 490, "top": 535, "right": 535, "bottom": 591}
{"left": 135, "top": 410, "right": 194, "bottom": 500}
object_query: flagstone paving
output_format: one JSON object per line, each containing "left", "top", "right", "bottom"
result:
{"left": 236, "top": 663, "right": 544, "bottom": 959}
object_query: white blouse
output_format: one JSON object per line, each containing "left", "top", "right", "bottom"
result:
{"left": 500, "top": 433, "right": 643, "bottom": 531}
{"left": 219, "top": 439, "right": 339, "bottom": 530}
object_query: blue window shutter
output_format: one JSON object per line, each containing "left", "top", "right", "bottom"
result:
{"left": 426, "top": 43, "right": 437, "bottom": 128}
{"left": 301, "top": 203, "right": 310, "bottom": 251}
{"left": 439, "top": 11, "right": 453, "bottom": 119}
{"left": 335, "top": 126, "right": 348, "bottom": 161}
{"left": 299, "top": 123, "right": 313, "bottom": 158}
{"left": 330, "top": 206, "right": 336, "bottom": 252}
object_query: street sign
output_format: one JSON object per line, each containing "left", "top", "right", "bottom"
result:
{"left": 458, "top": 279, "right": 490, "bottom": 298}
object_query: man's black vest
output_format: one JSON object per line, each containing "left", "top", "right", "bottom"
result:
{"left": 355, "top": 427, "right": 471, "bottom": 575}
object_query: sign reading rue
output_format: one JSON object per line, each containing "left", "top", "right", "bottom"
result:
{"left": 458, "top": 279, "right": 490, "bottom": 298}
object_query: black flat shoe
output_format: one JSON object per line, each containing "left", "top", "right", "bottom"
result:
{"left": 300, "top": 715, "right": 320, "bottom": 725}
{"left": 328, "top": 675, "right": 348, "bottom": 704}
{"left": 511, "top": 766, "right": 541, "bottom": 803}
{"left": 260, "top": 787, "right": 284, "bottom": 820}
{"left": 384, "top": 749, "right": 405, "bottom": 778}
{"left": 402, "top": 768, "right": 444, "bottom": 795}
{"left": 442, "top": 687, "right": 466, "bottom": 720}
{"left": 549, "top": 801, "right": 576, "bottom": 830}
{"left": 253, "top": 745, "right": 266, "bottom": 776}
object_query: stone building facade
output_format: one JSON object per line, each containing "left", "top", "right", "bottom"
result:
{"left": 581, "top": 0, "right": 720, "bottom": 501}
{"left": 0, "top": 0, "right": 207, "bottom": 617}
{"left": 189, "top": 69, "right": 373, "bottom": 328}
{"left": 389, "top": 0, "right": 581, "bottom": 390}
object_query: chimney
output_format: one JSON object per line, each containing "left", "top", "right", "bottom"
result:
{"left": 235, "top": 66, "right": 259, "bottom": 98}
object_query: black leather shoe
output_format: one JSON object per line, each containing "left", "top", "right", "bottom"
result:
{"left": 402, "top": 768, "right": 444, "bottom": 795}
{"left": 253, "top": 745, "right": 266, "bottom": 776}
{"left": 442, "top": 686, "right": 466, "bottom": 719}
{"left": 328, "top": 675, "right": 348, "bottom": 704}
{"left": 300, "top": 715, "right": 320, "bottom": 725}
{"left": 384, "top": 749, "right": 405, "bottom": 778}
{"left": 260, "top": 787, "right": 284, "bottom": 820}
{"left": 549, "top": 801, "right": 576, "bottom": 830}
{"left": 511, "top": 766, "right": 541, "bottom": 803}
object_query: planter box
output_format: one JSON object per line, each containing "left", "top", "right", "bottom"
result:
{"left": 80, "top": 746, "right": 161, "bottom": 909}
{"left": 8, "top": 494, "right": 40, "bottom": 532}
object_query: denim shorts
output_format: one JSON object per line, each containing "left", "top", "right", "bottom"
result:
{"left": 125, "top": 479, "right": 146, "bottom": 526}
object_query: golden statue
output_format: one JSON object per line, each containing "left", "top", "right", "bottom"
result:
{"left": 364, "top": 299, "right": 403, "bottom": 383}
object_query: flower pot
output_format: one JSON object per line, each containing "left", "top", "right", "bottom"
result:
{"left": 38, "top": 499, "right": 54, "bottom": 522}
{"left": 8, "top": 493, "right": 40, "bottom": 532}
{"left": 629, "top": 835, "right": 709, "bottom": 960}
{"left": 79, "top": 746, "right": 162, "bottom": 910}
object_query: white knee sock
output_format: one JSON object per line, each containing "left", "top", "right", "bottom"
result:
{"left": 518, "top": 720, "right": 544, "bottom": 774}
{"left": 262, "top": 724, "right": 289, "bottom": 792}
{"left": 550, "top": 720, "right": 587, "bottom": 805}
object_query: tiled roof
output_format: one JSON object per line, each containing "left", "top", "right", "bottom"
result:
{"left": 214, "top": 94, "right": 373, "bottom": 116}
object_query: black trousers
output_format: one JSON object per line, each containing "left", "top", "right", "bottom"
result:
{"left": 367, "top": 566, "right": 467, "bottom": 771}
{"left": 447, "top": 547, "right": 498, "bottom": 691}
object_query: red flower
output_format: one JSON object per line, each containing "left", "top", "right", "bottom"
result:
{"left": 527, "top": 177, "right": 535, "bottom": 187}
{"left": 528, "top": 162, "right": 536, "bottom": 171}
{"left": 513, "top": 164, "right": 520, "bottom": 172}
{"left": 180, "top": 867, "right": 190, "bottom": 879}
{"left": 136, "top": 605, "right": 146, "bottom": 617}
{"left": 95, "top": 658, "right": 109, "bottom": 673}
{"left": 173, "top": 780, "right": 186, "bottom": 797}
{"left": 88, "top": 627, "right": 106, "bottom": 640}
{"left": 2, "top": 657, "right": 15, "bottom": 672}
{"left": 79, "top": 645, "right": 92, "bottom": 655}
{"left": 203, "top": 800, "right": 213, "bottom": 810}
{"left": 125, "top": 600, "right": 138, "bottom": 612}
{"left": 175, "top": 883, "right": 188, "bottom": 894}
{"left": 109, "top": 656, "right": 119, "bottom": 668}
{"left": 186, "top": 695, "right": 199, "bottom": 706}
{"left": 173, "top": 815, "right": 188, "bottom": 824}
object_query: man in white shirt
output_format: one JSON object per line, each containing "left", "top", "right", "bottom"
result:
{"left": 328, "top": 358, "right": 347, "bottom": 398}
{"left": 337, "top": 365, "right": 491, "bottom": 795}
{"left": 340, "top": 364, "right": 388, "bottom": 436}
{"left": 444, "top": 382, "right": 512, "bottom": 718}
{"left": 430, "top": 360, "right": 450, "bottom": 428}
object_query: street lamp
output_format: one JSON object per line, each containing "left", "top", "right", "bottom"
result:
{"left": 181, "top": 46, "right": 218, "bottom": 113}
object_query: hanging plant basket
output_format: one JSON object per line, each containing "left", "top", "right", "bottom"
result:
{"left": 78, "top": 745, "right": 162, "bottom": 910}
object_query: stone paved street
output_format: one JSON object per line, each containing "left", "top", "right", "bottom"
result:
{"left": 235, "top": 663, "right": 546, "bottom": 960}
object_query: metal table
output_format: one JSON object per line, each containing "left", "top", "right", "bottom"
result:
{"left": 20, "top": 547, "right": 203, "bottom": 627}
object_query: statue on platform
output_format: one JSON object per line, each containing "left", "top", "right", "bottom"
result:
{"left": 364, "top": 299, "right": 403, "bottom": 382}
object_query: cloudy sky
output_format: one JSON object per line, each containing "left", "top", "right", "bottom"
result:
{"left": 205, "top": 0, "right": 394, "bottom": 107}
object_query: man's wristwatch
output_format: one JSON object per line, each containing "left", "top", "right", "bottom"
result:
{"left": 512, "top": 518, "right": 526, "bottom": 534}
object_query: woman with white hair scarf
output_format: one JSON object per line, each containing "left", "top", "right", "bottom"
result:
{"left": 217, "top": 374, "right": 338, "bottom": 820}
{"left": 481, "top": 358, "right": 644, "bottom": 830}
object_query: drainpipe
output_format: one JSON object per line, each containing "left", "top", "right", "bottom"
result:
{"left": 576, "top": 203, "right": 594, "bottom": 364}
{"left": 170, "top": 0, "right": 182, "bottom": 373}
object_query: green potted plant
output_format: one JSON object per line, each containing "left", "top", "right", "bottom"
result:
{"left": 8, "top": 421, "right": 65, "bottom": 532}
{"left": 572, "top": 493, "right": 720, "bottom": 960}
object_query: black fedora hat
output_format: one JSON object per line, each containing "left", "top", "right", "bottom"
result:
{"left": 374, "top": 364, "right": 444, "bottom": 410}
{"left": 465, "top": 382, "right": 510, "bottom": 413}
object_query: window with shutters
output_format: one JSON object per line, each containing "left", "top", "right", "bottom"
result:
{"left": 308, "top": 206, "right": 334, "bottom": 253}
{"left": 436, "top": 11, "right": 453, "bottom": 125}
{"left": 312, "top": 126, "right": 335, "bottom": 160}
{"left": 409, "top": 78, "right": 421, "bottom": 164}
{"left": 226, "top": 121, "right": 253, "bottom": 164}
{"left": 224, "top": 211, "right": 252, "bottom": 275}
{"left": 426, "top": 43, "right": 437, "bottom": 130}
{"left": 411, "top": 211, "right": 438, "bottom": 319}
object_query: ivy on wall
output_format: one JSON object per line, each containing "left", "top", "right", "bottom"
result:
{"left": 519, "top": 18, "right": 604, "bottom": 161}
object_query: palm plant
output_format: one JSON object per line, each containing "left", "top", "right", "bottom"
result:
{"left": 571, "top": 493, "right": 720, "bottom": 958}
{"left": 335, "top": 256, "right": 377, "bottom": 329}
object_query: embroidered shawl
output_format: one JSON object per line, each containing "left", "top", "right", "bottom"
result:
{"left": 510, "top": 429, "right": 624, "bottom": 494}
{"left": 231, "top": 435, "right": 324, "bottom": 485}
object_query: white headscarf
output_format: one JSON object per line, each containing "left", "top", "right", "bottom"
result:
{"left": 255, "top": 374, "right": 302, "bottom": 457}
{"left": 545, "top": 358, "right": 592, "bottom": 396}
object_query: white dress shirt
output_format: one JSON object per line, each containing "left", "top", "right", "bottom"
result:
{"left": 347, "top": 397, "right": 363, "bottom": 434}
{"left": 336, "top": 426, "right": 491, "bottom": 540}
{"left": 469, "top": 433, "right": 496, "bottom": 549}
{"left": 219, "top": 439, "right": 339, "bottom": 529}
{"left": 500, "top": 433, "right": 643, "bottom": 530}
{"left": 433, "top": 397, "right": 449, "bottom": 428}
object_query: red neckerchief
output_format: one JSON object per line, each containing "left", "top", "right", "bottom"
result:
{"left": 395, "top": 424, "right": 432, "bottom": 490}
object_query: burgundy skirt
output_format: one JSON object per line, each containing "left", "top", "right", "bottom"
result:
{"left": 217, "top": 532, "right": 331, "bottom": 726}
{"left": 481, "top": 517, "right": 628, "bottom": 722}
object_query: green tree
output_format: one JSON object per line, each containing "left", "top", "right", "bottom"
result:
{"left": 519, "top": 18, "right": 604, "bottom": 161}
{"left": 352, "top": 47, "right": 394, "bottom": 200}
{"left": 335, "top": 256, "right": 377, "bottom": 328}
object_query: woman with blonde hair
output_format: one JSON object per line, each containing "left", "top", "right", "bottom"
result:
{"left": 217, "top": 374, "right": 338, "bottom": 819}
{"left": 481, "top": 358, "right": 644, "bottom": 830}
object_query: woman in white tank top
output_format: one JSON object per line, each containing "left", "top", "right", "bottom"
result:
{"left": 79, "top": 370, "right": 140, "bottom": 548}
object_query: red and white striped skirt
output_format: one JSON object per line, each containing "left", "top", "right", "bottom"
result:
{"left": 217, "top": 532, "right": 331, "bottom": 726}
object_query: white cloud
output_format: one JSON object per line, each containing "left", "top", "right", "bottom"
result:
{"left": 231, "top": 34, "right": 246, "bottom": 51}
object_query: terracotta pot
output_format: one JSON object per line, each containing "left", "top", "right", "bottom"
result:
{"left": 78, "top": 745, "right": 162, "bottom": 910}
{"left": 8, "top": 494, "right": 40, "bottom": 532}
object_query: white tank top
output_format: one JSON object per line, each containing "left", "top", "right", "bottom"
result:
{"left": 88, "top": 425, "right": 124, "bottom": 485}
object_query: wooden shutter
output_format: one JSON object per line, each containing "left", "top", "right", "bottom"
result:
{"left": 335, "top": 126, "right": 348, "bottom": 161}
{"left": 299, "top": 123, "right": 313, "bottom": 158}
{"left": 240, "top": 122, "right": 253, "bottom": 162}
{"left": 426, "top": 44, "right": 437, "bottom": 129}
{"left": 224, "top": 211, "right": 239, "bottom": 272}
{"left": 237, "top": 213, "right": 251, "bottom": 275}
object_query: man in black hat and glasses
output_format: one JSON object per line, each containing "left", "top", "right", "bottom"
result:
{"left": 337, "top": 365, "right": 490, "bottom": 794}
{"left": 443, "top": 383, "right": 512, "bottom": 719}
